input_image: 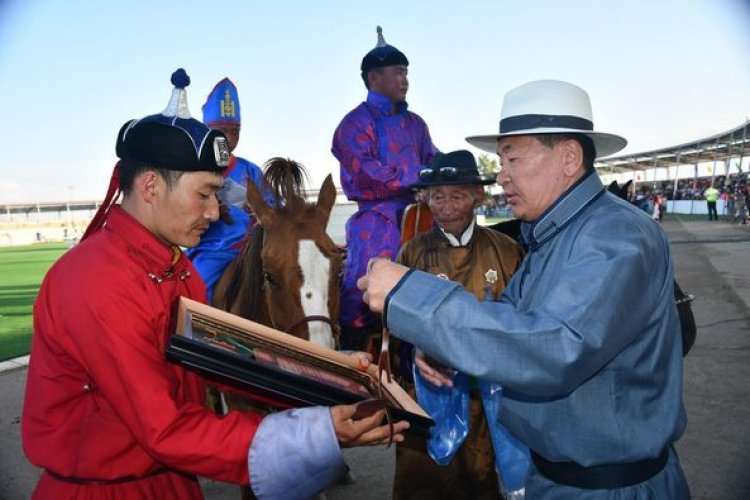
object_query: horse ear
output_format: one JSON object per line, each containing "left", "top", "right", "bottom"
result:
{"left": 246, "top": 180, "right": 275, "bottom": 228}
{"left": 316, "top": 175, "right": 336, "bottom": 221}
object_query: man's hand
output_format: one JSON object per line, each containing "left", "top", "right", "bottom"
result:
{"left": 330, "top": 404, "right": 409, "bottom": 447}
{"left": 356, "top": 258, "right": 410, "bottom": 314}
{"left": 414, "top": 349, "right": 454, "bottom": 388}
{"left": 347, "top": 351, "right": 372, "bottom": 371}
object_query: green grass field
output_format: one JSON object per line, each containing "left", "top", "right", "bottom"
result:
{"left": 0, "top": 243, "right": 68, "bottom": 361}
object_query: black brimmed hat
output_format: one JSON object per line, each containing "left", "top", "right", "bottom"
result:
{"left": 115, "top": 69, "right": 230, "bottom": 172}
{"left": 360, "top": 26, "right": 408, "bottom": 81}
{"left": 411, "top": 150, "right": 495, "bottom": 189}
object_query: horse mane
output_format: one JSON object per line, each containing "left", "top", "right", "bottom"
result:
{"left": 221, "top": 225, "right": 265, "bottom": 321}
{"left": 263, "top": 157, "right": 310, "bottom": 210}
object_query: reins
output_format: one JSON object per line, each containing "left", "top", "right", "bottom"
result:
{"left": 283, "top": 315, "right": 340, "bottom": 338}
{"left": 377, "top": 328, "right": 395, "bottom": 446}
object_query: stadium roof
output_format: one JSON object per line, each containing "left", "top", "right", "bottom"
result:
{"left": 2, "top": 200, "right": 100, "bottom": 217}
{"left": 5, "top": 122, "right": 750, "bottom": 216}
{"left": 595, "top": 121, "right": 750, "bottom": 174}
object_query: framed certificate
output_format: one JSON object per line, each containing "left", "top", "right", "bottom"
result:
{"left": 166, "top": 297, "right": 434, "bottom": 437}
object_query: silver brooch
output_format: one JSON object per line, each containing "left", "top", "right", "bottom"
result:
{"left": 485, "top": 268, "right": 498, "bottom": 284}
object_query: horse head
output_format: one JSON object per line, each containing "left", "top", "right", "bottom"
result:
{"left": 243, "top": 158, "right": 342, "bottom": 349}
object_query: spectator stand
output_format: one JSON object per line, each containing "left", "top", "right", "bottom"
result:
{"left": 595, "top": 121, "right": 750, "bottom": 217}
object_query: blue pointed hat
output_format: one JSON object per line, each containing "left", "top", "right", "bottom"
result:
{"left": 115, "top": 69, "right": 229, "bottom": 172}
{"left": 360, "top": 26, "right": 408, "bottom": 81}
{"left": 202, "top": 78, "right": 241, "bottom": 127}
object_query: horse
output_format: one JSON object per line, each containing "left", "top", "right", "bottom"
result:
{"left": 213, "top": 157, "right": 343, "bottom": 350}
{"left": 210, "top": 158, "right": 347, "bottom": 498}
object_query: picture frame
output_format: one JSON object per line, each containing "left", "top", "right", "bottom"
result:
{"left": 166, "top": 297, "right": 434, "bottom": 437}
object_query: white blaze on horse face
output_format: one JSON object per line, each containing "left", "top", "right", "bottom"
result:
{"left": 298, "top": 240, "right": 335, "bottom": 349}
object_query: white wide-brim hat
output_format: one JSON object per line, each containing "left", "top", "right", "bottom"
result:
{"left": 466, "top": 80, "right": 627, "bottom": 159}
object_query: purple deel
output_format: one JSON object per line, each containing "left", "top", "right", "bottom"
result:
{"left": 332, "top": 91, "right": 438, "bottom": 329}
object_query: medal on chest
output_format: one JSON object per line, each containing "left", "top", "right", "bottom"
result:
{"left": 484, "top": 268, "right": 498, "bottom": 301}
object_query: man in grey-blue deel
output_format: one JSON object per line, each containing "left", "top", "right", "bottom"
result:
{"left": 358, "top": 80, "right": 690, "bottom": 498}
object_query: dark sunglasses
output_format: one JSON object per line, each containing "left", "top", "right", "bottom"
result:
{"left": 418, "top": 166, "right": 458, "bottom": 181}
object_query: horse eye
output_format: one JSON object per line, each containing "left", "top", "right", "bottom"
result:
{"left": 263, "top": 271, "right": 278, "bottom": 286}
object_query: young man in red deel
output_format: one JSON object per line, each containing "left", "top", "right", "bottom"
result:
{"left": 22, "top": 69, "right": 407, "bottom": 499}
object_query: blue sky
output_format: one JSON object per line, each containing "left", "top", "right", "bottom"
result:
{"left": 1, "top": 0, "right": 750, "bottom": 203}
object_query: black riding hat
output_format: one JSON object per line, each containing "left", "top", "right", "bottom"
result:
{"left": 411, "top": 150, "right": 495, "bottom": 189}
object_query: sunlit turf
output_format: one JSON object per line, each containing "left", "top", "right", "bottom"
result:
{"left": 0, "top": 243, "right": 67, "bottom": 361}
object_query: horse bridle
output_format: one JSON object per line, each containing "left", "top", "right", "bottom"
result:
{"left": 283, "top": 315, "right": 340, "bottom": 339}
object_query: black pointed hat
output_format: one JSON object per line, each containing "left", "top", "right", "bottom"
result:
{"left": 360, "top": 26, "right": 408, "bottom": 80}
{"left": 116, "top": 69, "right": 230, "bottom": 172}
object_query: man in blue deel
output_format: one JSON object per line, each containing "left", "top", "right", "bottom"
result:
{"left": 187, "top": 78, "right": 272, "bottom": 302}
{"left": 358, "top": 80, "right": 690, "bottom": 498}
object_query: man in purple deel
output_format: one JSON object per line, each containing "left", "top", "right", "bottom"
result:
{"left": 332, "top": 26, "right": 439, "bottom": 350}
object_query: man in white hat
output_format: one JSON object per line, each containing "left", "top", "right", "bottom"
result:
{"left": 358, "top": 80, "right": 690, "bottom": 498}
